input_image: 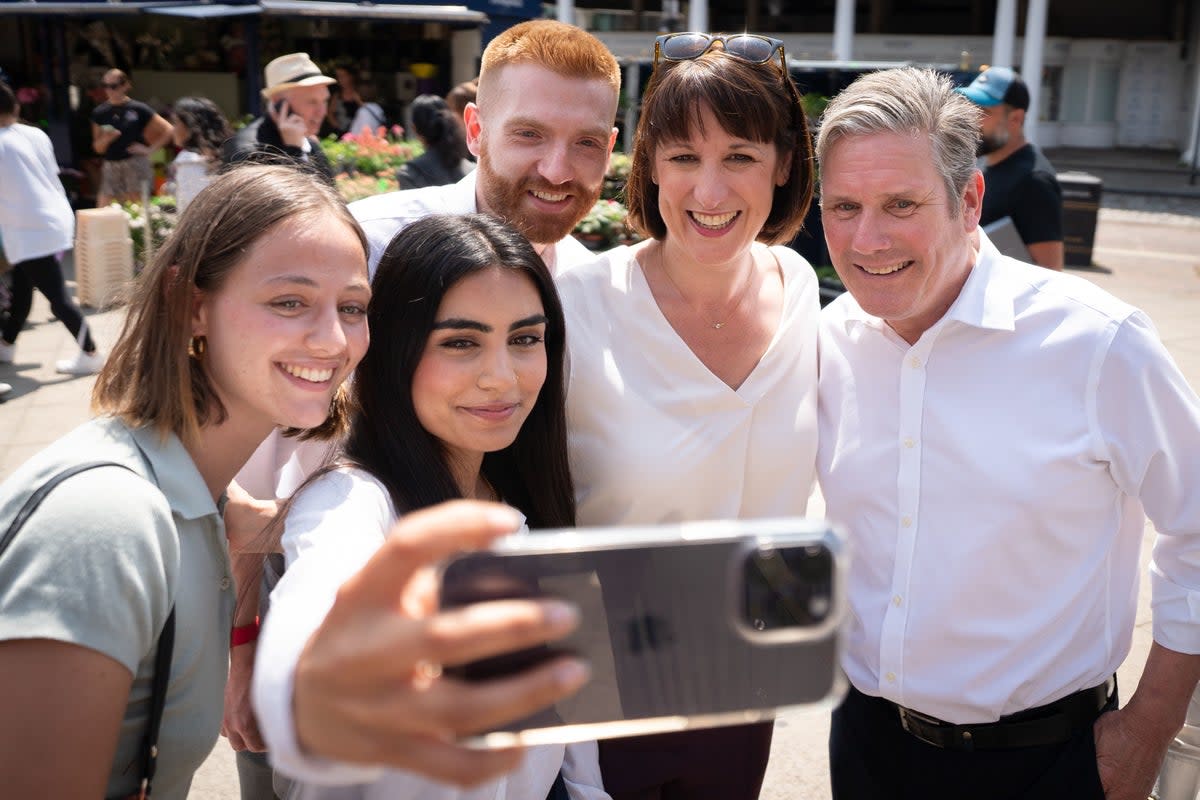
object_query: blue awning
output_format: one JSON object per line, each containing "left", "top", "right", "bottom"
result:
{"left": 258, "top": 0, "right": 485, "bottom": 23}
{"left": 0, "top": 0, "right": 484, "bottom": 19}
{"left": 0, "top": 0, "right": 158, "bottom": 13}
{"left": 143, "top": 2, "right": 259, "bottom": 15}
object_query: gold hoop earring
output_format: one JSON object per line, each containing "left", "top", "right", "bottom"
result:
{"left": 188, "top": 335, "right": 207, "bottom": 359}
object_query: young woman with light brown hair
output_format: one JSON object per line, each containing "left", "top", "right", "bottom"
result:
{"left": 0, "top": 164, "right": 370, "bottom": 799}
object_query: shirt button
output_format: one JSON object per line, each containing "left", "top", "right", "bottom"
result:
{"left": 901, "top": 516, "right": 913, "bottom": 528}
{"left": 886, "top": 672, "right": 897, "bottom": 683}
{"left": 909, "top": 356, "right": 922, "bottom": 369}
{"left": 893, "top": 595, "right": 903, "bottom": 607}
{"left": 219, "top": 577, "right": 231, "bottom": 591}
{"left": 903, "top": 438, "right": 915, "bottom": 448}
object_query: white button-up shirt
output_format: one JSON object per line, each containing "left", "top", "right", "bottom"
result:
{"left": 818, "top": 233, "right": 1200, "bottom": 724}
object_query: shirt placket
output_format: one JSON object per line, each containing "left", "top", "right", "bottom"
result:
{"left": 877, "top": 335, "right": 935, "bottom": 703}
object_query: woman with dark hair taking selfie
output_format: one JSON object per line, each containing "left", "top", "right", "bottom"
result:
{"left": 253, "top": 213, "right": 604, "bottom": 799}
{"left": 556, "top": 32, "right": 820, "bottom": 799}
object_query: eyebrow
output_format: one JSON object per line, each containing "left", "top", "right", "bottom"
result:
{"left": 432, "top": 314, "right": 549, "bottom": 333}
{"left": 266, "top": 274, "right": 371, "bottom": 292}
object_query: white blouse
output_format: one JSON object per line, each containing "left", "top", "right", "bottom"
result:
{"left": 171, "top": 149, "right": 215, "bottom": 213}
{"left": 556, "top": 243, "right": 820, "bottom": 527}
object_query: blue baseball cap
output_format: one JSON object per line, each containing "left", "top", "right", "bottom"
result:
{"left": 957, "top": 66, "right": 1030, "bottom": 110}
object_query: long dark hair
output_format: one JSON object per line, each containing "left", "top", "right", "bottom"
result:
{"left": 346, "top": 213, "right": 574, "bottom": 528}
{"left": 410, "top": 94, "right": 470, "bottom": 169}
{"left": 171, "top": 96, "right": 233, "bottom": 162}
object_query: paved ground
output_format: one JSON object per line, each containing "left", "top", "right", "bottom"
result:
{"left": 2, "top": 155, "right": 1199, "bottom": 798}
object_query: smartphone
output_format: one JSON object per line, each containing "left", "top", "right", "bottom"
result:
{"left": 439, "top": 518, "right": 844, "bottom": 747}
{"left": 272, "top": 99, "right": 287, "bottom": 116}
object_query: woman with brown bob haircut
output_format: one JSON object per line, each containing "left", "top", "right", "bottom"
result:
{"left": 555, "top": 33, "right": 820, "bottom": 799}
{"left": 0, "top": 164, "right": 372, "bottom": 799}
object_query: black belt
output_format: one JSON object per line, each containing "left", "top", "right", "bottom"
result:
{"left": 883, "top": 676, "right": 1116, "bottom": 751}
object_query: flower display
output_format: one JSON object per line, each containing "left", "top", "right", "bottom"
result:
{"left": 116, "top": 197, "right": 177, "bottom": 269}
{"left": 320, "top": 126, "right": 423, "bottom": 178}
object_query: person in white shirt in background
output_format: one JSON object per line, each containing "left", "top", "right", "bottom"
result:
{"left": 221, "top": 19, "right": 620, "bottom": 800}
{"left": 555, "top": 31, "right": 818, "bottom": 800}
{"left": 255, "top": 213, "right": 604, "bottom": 800}
{"left": 168, "top": 96, "right": 231, "bottom": 214}
{"left": 0, "top": 81, "right": 105, "bottom": 376}
{"left": 816, "top": 66, "right": 1200, "bottom": 800}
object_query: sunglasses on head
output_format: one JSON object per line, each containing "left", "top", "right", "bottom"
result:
{"left": 653, "top": 32, "right": 801, "bottom": 110}
{"left": 654, "top": 32, "right": 787, "bottom": 69}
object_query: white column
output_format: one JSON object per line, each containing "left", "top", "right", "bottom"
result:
{"left": 557, "top": 0, "right": 575, "bottom": 26}
{"left": 1020, "top": 0, "right": 1049, "bottom": 145}
{"left": 687, "top": 0, "right": 708, "bottom": 33}
{"left": 992, "top": 0, "right": 1016, "bottom": 68}
{"left": 450, "top": 28, "right": 482, "bottom": 87}
{"left": 1185, "top": 13, "right": 1200, "bottom": 169}
{"left": 833, "top": 0, "right": 854, "bottom": 61}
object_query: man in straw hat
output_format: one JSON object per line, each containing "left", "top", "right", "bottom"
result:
{"left": 223, "top": 52, "right": 337, "bottom": 182}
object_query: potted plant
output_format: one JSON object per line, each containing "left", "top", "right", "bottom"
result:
{"left": 575, "top": 198, "right": 632, "bottom": 250}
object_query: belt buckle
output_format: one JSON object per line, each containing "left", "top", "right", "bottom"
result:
{"left": 897, "top": 705, "right": 949, "bottom": 748}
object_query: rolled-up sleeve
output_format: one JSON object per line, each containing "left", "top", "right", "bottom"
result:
{"left": 1096, "top": 311, "right": 1200, "bottom": 654}
{"left": 253, "top": 469, "right": 395, "bottom": 785}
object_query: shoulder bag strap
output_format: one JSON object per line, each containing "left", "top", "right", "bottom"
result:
{"left": 0, "top": 460, "right": 175, "bottom": 799}
{"left": 134, "top": 607, "right": 174, "bottom": 799}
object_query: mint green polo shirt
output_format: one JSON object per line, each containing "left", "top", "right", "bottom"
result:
{"left": 0, "top": 416, "right": 234, "bottom": 800}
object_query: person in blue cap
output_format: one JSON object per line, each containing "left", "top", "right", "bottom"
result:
{"left": 958, "top": 65, "right": 1064, "bottom": 270}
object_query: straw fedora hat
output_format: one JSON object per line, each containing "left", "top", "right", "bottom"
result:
{"left": 262, "top": 53, "right": 336, "bottom": 99}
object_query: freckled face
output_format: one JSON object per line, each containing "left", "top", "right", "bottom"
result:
{"left": 192, "top": 216, "right": 371, "bottom": 439}
{"left": 468, "top": 63, "right": 618, "bottom": 245}
{"left": 412, "top": 267, "right": 549, "bottom": 473}
{"left": 820, "top": 131, "right": 981, "bottom": 343}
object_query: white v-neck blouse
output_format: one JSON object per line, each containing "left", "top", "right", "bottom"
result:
{"left": 557, "top": 243, "right": 820, "bottom": 527}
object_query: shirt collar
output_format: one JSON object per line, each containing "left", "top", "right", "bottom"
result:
{"left": 941, "top": 229, "right": 1017, "bottom": 333}
{"left": 128, "top": 423, "right": 222, "bottom": 521}
{"left": 838, "top": 228, "right": 1016, "bottom": 337}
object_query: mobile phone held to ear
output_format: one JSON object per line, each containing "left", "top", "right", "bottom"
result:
{"left": 439, "top": 518, "right": 845, "bottom": 748}
{"left": 272, "top": 99, "right": 287, "bottom": 117}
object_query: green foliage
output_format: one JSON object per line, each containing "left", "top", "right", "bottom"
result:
{"left": 116, "top": 197, "right": 178, "bottom": 266}
{"left": 319, "top": 127, "right": 423, "bottom": 177}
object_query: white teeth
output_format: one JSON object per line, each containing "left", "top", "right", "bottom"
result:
{"left": 861, "top": 261, "right": 910, "bottom": 275}
{"left": 691, "top": 211, "right": 738, "bottom": 229}
{"left": 531, "top": 190, "right": 568, "bottom": 202}
{"left": 282, "top": 364, "right": 334, "bottom": 383}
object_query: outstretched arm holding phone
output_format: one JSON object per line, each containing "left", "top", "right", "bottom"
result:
{"left": 255, "top": 500, "right": 590, "bottom": 787}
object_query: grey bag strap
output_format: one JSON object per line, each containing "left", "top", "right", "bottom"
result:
{"left": 0, "top": 461, "right": 134, "bottom": 554}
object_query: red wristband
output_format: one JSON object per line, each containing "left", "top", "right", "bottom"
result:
{"left": 231, "top": 618, "right": 260, "bottom": 648}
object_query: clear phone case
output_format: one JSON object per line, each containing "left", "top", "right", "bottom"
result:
{"left": 439, "top": 517, "right": 846, "bottom": 748}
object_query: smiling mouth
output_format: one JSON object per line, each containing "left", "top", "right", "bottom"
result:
{"left": 463, "top": 404, "right": 518, "bottom": 420}
{"left": 280, "top": 363, "right": 335, "bottom": 383}
{"left": 857, "top": 260, "right": 913, "bottom": 275}
{"left": 689, "top": 211, "right": 740, "bottom": 230}
{"left": 530, "top": 189, "right": 569, "bottom": 203}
